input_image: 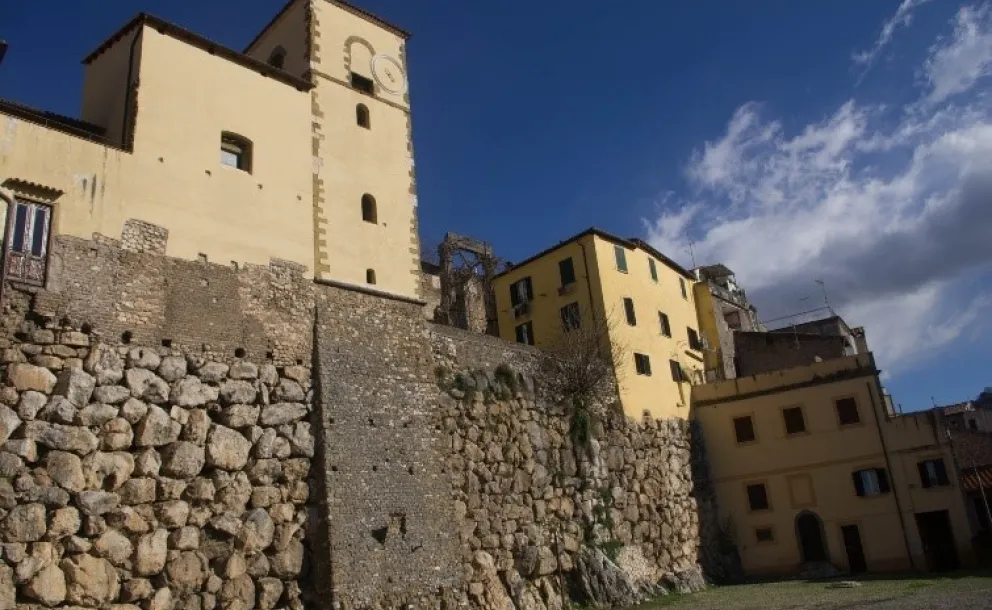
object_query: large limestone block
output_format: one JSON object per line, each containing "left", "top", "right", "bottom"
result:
{"left": 206, "top": 425, "right": 251, "bottom": 470}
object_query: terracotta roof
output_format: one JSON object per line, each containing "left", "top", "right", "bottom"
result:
{"left": 495, "top": 227, "right": 694, "bottom": 281}
{"left": 82, "top": 13, "right": 313, "bottom": 92}
{"left": 961, "top": 465, "right": 992, "bottom": 492}
{"left": 245, "top": 0, "right": 411, "bottom": 53}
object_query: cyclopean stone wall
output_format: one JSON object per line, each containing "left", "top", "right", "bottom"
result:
{"left": 0, "top": 229, "right": 319, "bottom": 610}
{"left": 0, "top": 338, "right": 316, "bottom": 610}
{"left": 428, "top": 325, "right": 733, "bottom": 610}
{"left": 0, "top": 224, "right": 734, "bottom": 610}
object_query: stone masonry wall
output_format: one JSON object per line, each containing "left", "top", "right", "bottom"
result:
{"left": 429, "top": 326, "right": 732, "bottom": 610}
{"left": 0, "top": 229, "right": 319, "bottom": 609}
{"left": 0, "top": 336, "right": 316, "bottom": 610}
{"left": 26, "top": 231, "right": 313, "bottom": 367}
{"left": 313, "top": 287, "right": 464, "bottom": 610}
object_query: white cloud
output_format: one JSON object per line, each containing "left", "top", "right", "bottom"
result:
{"left": 921, "top": 3, "right": 992, "bottom": 104}
{"left": 645, "top": 3, "right": 992, "bottom": 375}
{"left": 853, "top": 0, "right": 933, "bottom": 74}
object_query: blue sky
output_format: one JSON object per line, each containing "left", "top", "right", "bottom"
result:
{"left": 1, "top": 0, "right": 990, "bottom": 410}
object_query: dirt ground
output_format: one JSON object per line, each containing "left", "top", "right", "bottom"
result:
{"left": 633, "top": 572, "right": 992, "bottom": 610}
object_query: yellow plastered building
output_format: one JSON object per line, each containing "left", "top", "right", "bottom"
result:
{"left": 0, "top": 0, "right": 421, "bottom": 301}
{"left": 692, "top": 353, "right": 974, "bottom": 575}
{"left": 492, "top": 228, "right": 703, "bottom": 420}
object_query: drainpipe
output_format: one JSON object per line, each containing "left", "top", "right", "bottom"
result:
{"left": 867, "top": 379, "right": 917, "bottom": 571}
{"left": 577, "top": 241, "right": 597, "bottom": 325}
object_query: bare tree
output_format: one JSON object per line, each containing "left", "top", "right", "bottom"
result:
{"left": 536, "top": 305, "right": 627, "bottom": 411}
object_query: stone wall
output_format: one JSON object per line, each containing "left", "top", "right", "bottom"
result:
{"left": 20, "top": 231, "right": 313, "bottom": 368}
{"left": 429, "top": 328, "right": 734, "bottom": 610}
{"left": 0, "top": 335, "right": 316, "bottom": 610}
{"left": 313, "top": 287, "right": 463, "bottom": 610}
{"left": 0, "top": 230, "right": 320, "bottom": 610}
{"left": 734, "top": 332, "right": 847, "bottom": 378}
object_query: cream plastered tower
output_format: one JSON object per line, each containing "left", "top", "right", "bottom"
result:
{"left": 246, "top": 0, "right": 422, "bottom": 301}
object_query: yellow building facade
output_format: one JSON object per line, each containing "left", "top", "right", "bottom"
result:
{"left": 0, "top": 0, "right": 421, "bottom": 301}
{"left": 693, "top": 354, "right": 974, "bottom": 575}
{"left": 493, "top": 228, "right": 703, "bottom": 420}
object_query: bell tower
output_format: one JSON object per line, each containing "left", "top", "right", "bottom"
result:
{"left": 246, "top": 0, "right": 422, "bottom": 301}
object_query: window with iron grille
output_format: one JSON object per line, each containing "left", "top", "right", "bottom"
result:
{"left": 5, "top": 199, "right": 51, "bottom": 286}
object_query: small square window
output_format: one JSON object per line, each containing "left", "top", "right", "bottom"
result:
{"left": 734, "top": 416, "right": 755, "bottom": 443}
{"left": 746, "top": 483, "right": 769, "bottom": 511}
{"left": 783, "top": 406, "right": 806, "bottom": 435}
{"left": 648, "top": 258, "right": 658, "bottom": 282}
{"left": 351, "top": 72, "right": 375, "bottom": 94}
{"left": 634, "top": 353, "right": 652, "bottom": 376}
{"left": 836, "top": 397, "right": 860, "bottom": 425}
{"left": 918, "top": 459, "right": 949, "bottom": 488}
{"left": 755, "top": 527, "right": 774, "bottom": 542}
{"left": 220, "top": 133, "right": 252, "bottom": 173}
{"left": 658, "top": 312, "right": 672, "bottom": 337}
{"left": 614, "top": 245, "right": 628, "bottom": 273}
{"left": 560, "top": 302, "right": 581, "bottom": 331}
{"left": 514, "top": 322, "right": 534, "bottom": 346}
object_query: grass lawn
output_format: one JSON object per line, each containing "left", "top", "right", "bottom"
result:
{"left": 632, "top": 571, "right": 992, "bottom": 610}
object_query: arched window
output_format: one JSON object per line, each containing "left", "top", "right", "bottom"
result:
{"left": 361, "top": 194, "right": 377, "bottom": 224}
{"left": 366, "top": 269, "right": 377, "bottom": 285}
{"left": 267, "top": 46, "right": 286, "bottom": 70}
{"left": 356, "top": 104, "right": 370, "bottom": 129}
{"left": 220, "top": 132, "right": 253, "bottom": 173}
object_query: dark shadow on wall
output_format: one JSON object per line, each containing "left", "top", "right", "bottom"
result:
{"left": 304, "top": 311, "right": 336, "bottom": 605}
{"left": 689, "top": 420, "right": 744, "bottom": 583}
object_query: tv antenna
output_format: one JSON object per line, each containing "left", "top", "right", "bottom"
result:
{"left": 815, "top": 279, "right": 833, "bottom": 314}
{"left": 685, "top": 240, "right": 697, "bottom": 268}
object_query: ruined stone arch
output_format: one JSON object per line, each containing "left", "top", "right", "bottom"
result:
{"left": 343, "top": 35, "right": 375, "bottom": 77}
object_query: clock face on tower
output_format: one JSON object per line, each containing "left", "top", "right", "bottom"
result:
{"left": 370, "top": 54, "right": 407, "bottom": 95}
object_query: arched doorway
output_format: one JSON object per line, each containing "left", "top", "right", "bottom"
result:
{"left": 796, "top": 511, "right": 828, "bottom": 563}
